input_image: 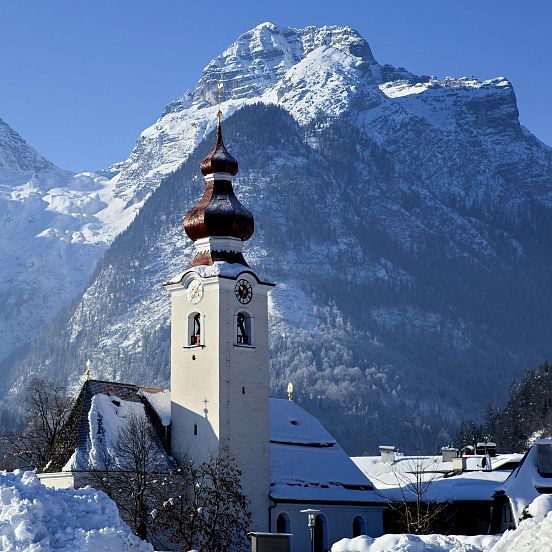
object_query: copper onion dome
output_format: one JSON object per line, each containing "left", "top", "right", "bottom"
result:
{"left": 184, "top": 119, "right": 254, "bottom": 244}
{"left": 199, "top": 120, "right": 239, "bottom": 176}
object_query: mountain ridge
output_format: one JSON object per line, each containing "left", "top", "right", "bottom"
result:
{"left": 2, "top": 23, "right": 552, "bottom": 452}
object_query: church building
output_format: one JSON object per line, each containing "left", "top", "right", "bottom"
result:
{"left": 38, "top": 115, "right": 384, "bottom": 551}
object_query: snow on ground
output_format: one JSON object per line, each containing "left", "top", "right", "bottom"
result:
{"left": 0, "top": 470, "right": 152, "bottom": 551}
{"left": 332, "top": 534, "right": 499, "bottom": 552}
{"left": 332, "top": 494, "right": 552, "bottom": 551}
{"left": 494, "top": 495, "right": 552, "bottom": 551}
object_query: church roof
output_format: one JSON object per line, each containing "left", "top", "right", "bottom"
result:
{"left": 44, "top": 380, "right": 171, "bottom": 473}
{"left": 183, "top": 118, "right": 254, "bottom": 266}
{"left": 199, "top": 119, "right": 239, "bottom": 177}
{"left": 269, "top": 399, "right": 381, "bottom": 504}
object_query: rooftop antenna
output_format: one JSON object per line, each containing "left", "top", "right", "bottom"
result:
{"left": 287, "top": 382, "right": 294, "bottom": 401}
{"left": 85, "top": 359, "right": 91, "bottom": 381}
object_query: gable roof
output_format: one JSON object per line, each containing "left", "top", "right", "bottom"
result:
{"left": 44, "top": 380, "right": 171, "bottom": 473}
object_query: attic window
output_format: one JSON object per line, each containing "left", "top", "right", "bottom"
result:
{"left": 290, "top": 419, "right": 299, "bottom": 426}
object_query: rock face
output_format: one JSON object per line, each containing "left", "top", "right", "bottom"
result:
{"left": 2, "top": 23, "right": 552, "bottom": 452}
{"left": 0, "top": 118, "right": 54, "bottom": 173}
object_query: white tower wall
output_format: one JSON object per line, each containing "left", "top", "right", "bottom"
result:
{"left": 168, "top": 269, "right": 271, "bottom": 531}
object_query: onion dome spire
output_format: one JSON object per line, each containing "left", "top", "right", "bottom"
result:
{"left": 184, "top": 104, "right": 254, "bottom": 267}
{"left": 199, "top": 118, "right": 239, "bottom": 177}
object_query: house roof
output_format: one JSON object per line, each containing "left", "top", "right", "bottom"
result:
{"left": 352, "top": 453, "right": 523, "bottom": 503}
{"left": 44, "top": 379, "right": 172, "bottom": 473}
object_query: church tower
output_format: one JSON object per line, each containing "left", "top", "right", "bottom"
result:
{"left": 165, "top": 116, "right": 273, "bottom": 531}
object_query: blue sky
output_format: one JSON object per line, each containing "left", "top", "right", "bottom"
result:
{"left": 0, "top": 0, "right": 550, "bottom": 171}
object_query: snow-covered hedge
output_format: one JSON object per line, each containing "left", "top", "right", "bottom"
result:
{"left": 0, "top": 470, "right": 152, "bottom": 551}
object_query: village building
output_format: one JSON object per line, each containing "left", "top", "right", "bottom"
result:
{"left": 353, "top": 447, "right": 523, "bottom": 534}
{"left": 491, "top": 438, "right": 552, "bottom": 532}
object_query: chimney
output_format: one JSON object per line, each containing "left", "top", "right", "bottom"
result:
{"left": 379, "top": 445, "right": 396, "bottom": 463}
{"left": 476, "top": 442, "right": 497, "bottom": 456}
{"left": 453, "top": 456, "right": 467, "bottom": 473}
{"left": 441, "top": 447, "right": 459, "bottom": 463}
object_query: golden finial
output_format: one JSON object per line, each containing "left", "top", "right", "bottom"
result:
{"left": 287, "top": 382, "right": 294, "bottom": 401}
{"left": 85, "top": 359, "right": 91, "bottom": 381}
{"left": 216, "top": 82, "right": 223, "bottom": 122}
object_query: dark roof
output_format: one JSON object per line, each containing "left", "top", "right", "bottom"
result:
{"left": 44, "top": 379, "right": 170, "bottom": 473}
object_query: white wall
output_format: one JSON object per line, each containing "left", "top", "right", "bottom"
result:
{"left": 169, "top": 270, "right": 272, "bottom": 532}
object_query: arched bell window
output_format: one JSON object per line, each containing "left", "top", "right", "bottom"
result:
{"left": 236, "top": 311, "right": 251, "bottom": 345}
{"left": 188, "top": 312, "right": 202, "bottom": 346}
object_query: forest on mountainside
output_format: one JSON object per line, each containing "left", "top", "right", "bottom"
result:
{"left": 454, "top": 361, "right": 552, "bottom": 452}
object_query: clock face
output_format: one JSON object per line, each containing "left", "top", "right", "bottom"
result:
{"left": 186, "top": 279, "right": 204, "bottom": 304}
{"left": 235, "top": 279, "right": 253, "bottom": 304}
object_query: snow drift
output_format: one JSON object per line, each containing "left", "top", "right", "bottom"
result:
{"left": 0, "top": 470, "right": 152, "bottom": 551}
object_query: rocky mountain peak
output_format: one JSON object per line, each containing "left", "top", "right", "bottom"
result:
{"left": 192, "top": 22, "right": 377, "bottom": 107}
{"left": 0, "top": 118, "right": 55, "bottom": 175}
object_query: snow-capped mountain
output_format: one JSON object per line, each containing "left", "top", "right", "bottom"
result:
{"left": 107, "top": 23, "right": 415, "bottom": 202}
{"left": 3, "top": 23, "right": 552, "bottom": 452}
{"left": 0, "top": 116, "right": 157, "bottom": 362}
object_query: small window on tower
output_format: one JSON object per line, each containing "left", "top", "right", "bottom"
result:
{"left": 236, "top": 312, "right": 251, "bottom": 346}
{"left": 188, "top": 312, "right": 202, "bottom": 346}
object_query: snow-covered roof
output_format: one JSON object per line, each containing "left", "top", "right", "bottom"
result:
{"left": 64, "top": 393, "right": 172, "bottom": 472}
{"left": 138, "top": 388, "right": 171, "bottom": 426}
{"left": 352, "top": 453, "right": 523, "bottom": 503}
{"left": 45, "top": 380, "right": 173, "bottom": 474}
{"left": 269, "top": 399, "right": 380, "bottom": 503}
{"left": 269, "top": 398, "right": 335, "bottom": 446}
{"left": 497, "top": 444, "right": 552, "bottom": 523}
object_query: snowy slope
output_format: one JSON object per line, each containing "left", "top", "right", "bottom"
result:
{"left": 104, "top": 22, "right": 415, "bottom": 205}
{"left": 0, "top": 120, "right": 144, "bottom": 362}
{"left": 0, "top": 22, "right": 532, "bottom": 363}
